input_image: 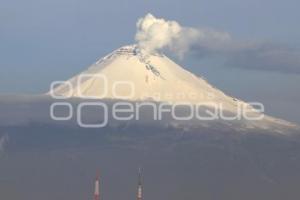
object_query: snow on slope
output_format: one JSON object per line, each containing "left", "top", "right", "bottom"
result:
{"left": 51, "top": 45, "right": 242, "bottom": 110}
{"left": 49, "top": 45, "right": 299, "bottom": 133}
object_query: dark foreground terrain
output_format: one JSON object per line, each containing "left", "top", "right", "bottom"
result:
{"left": 1, "top": 124, "right": 300, "bottom": 200}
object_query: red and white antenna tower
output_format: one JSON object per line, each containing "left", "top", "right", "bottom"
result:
{"left": 137, "top": 168, "right": 142, "bottom": 200}
{"left": 94, "top": 171, "right": 100, "bottom": 200}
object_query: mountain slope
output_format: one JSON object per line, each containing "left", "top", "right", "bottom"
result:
{"left": 49, "top": 45, "right": 299, "bottom": 133}
{"left": 51, "top": 45, "right": 240, "bottom": 109}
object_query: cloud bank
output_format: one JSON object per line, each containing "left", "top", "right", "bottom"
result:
{"left": 135, "top": 13, "right": 300, "bottom": 74}
{"left": 191, "top": 40, "right": 300, "bottom": 74}
{"left": 0, "top": 134, "right": 9, "bottom": 153}
{"left": 224, "top": 43, "right": 300, "bottom": 74}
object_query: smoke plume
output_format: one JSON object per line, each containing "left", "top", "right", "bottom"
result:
{"left": 135, "top": 13, "right": 231, "bottom": 58}
{"left": 135, "top": 13, "right": 300, "bottom": 74}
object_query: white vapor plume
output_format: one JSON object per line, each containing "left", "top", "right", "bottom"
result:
{"left": 135, "top": 13, "right": 231, "bottom": 58}
{"left": 135, "top": 14, "right": 300, "bottom": 74}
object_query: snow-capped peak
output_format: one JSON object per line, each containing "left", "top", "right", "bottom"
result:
{"left": 50, "top": 44, "right": 236, "bottom": 106}
{"left": 47, "top": 44, "right": 300, "bottom": 133}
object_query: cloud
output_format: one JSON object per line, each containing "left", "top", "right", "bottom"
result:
{"left": 0, "top": 133, "right": 9, "bottom": 153}
{"left": 191, "top": 40, "right": 300, "bottom": 74}
{"left": 224, "top": 43, "right": 300, "bottom": 74}
{"left": 135, "top": 13, "right": 300, "bottom": 74}
{"left": 135, "top": 13, "right": 230, "bottom": 58}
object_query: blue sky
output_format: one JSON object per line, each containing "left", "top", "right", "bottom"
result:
{"left": 0, "top": 0, "right": 300, "bottom": 123}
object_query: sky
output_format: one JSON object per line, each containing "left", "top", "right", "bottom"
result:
{"left": 0, "top": 0, "right": 300, "bottom": 123}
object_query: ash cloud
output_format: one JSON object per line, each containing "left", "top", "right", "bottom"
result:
{"left": 135, "top": 13, "right": 300, "bottom": 74}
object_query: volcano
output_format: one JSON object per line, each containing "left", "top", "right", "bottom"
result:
{"left": 51, "top": 45, "right": 238, "bottom": 107}
{"left": 48, "top": 45, "right": 299, "bottom": 134}
{"left": 1, "top": 46, "right": 300, "bottom": 200}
